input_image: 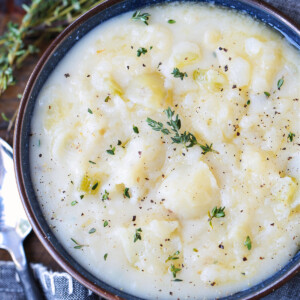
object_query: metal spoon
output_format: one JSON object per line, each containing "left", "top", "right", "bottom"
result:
{"left": 0, "top": 138, "right": 42, "bottom": 299}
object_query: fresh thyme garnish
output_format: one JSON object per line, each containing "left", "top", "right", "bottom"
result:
{"left": 103, "top": 220, "right": 108, "bottom": 227}
{"left": 287, "top": 132, "right": 295, "bottom": 142}
{"left": 246, "top": 100, "right": 251, "bottom": 105}
{"left": 171, "top": 67, "right": 187, "bottom": 80}
{"left": 104, "top": 95, "right": 111, "bottom": 102}
{"left": 147, "top": 107, "right": 218, "bottom": 154}
{"left": 172, "top": 279, "right": 183, "bottom": 282}
{"left": 71, "top": 238, "right": 84, "bottom": 249}
{"left": 134, "top": 228, "right": 142, "bottom": 242}
{"left": 104, "top": 253, "right": 108, "bottom": 260}
{"left": 106, "top": 145, "right": 115, "bottom": 155}
{"left": 88, "top": 108, "right": 93, "bottom": 114}
{"left": 170, "top": 264, "right": 181, "bottom": 278}
{"left": 80, "top": 195, "right": 84, "bottom": 199}
{"left": 165, "top": 250, "right": 180, "bottom": 263}
{"left": 89, "top": 160, "right": 96, "bottom": 164}
{"left": 131, "top": 11, "right": 151, "bottom": 25}
{"left": 277, "top": 77, "right": 284, "bottom": 90}
{"left": 89, "top": 228, "right": 96, "bottom": 234}
{"left": 146, "top": 118, "right": 170, "bottom": 134}
{"left": 102, "top": 190, "right": 109, "bottom": 201}
{"left": 168, "top": 19, "right": 176, "bottom": 24}
{"left": 133, "top": 125, "right": 139, "bottom": 133}
{"left": 91, "top": 182, "right": 98, "bottom": 190}
{"left": 71, "top": 201, "right": 78, "bottom": 206}
{"left": 264, "top": 91, "right": 270, "bottom": 97}
{"left": 117, "top": 140, "right": 122, "bottom": 146}
{"left": 244, "top": 236, "right": 252, "bottom": 250}
{"left": 137, "top": 47, "right": 147, "bottom": 57}
{"left": 0, "top": 0, "right": 106, "bottom": 98}
{"left": 123, "top": 187, "right": 130, "bottom": 199}
{"left": 208, "top": 206, "right": 225, "bottom": 228}
{"left": 193, "top": 248, "right": 198, "bottom": 252}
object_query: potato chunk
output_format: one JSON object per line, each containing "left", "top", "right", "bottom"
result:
{"left": 158, "top": 161, "right": 219, "bottom": 219}
{"left": 228, "top": 57, "right": 251, "bottom": 87}
{"left": 116, "top": 220, "right": 182, "bottom": 274}
{"left": 125, "top": 73, "right": 166, "bottom": 108}
{"left": 271, "top": 176, "right": 297, "bottom": 205}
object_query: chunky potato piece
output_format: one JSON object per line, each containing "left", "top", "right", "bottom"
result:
{"left": 125, "top": 73, "right": 166, "bottom": 108}
{"left": 228, "top": 57, "right": 251, "bottom": 87}
{"left": 116, "top": 220, "right": 182, "bottom": 274}
{"left": 171, "top": 41, "right": 201, "bottom": 68}
{"left": 271, "top": 176, "right": 297, "bottom": 205}
{"left": 245, "top": 37, "right": 262, "bottom": 56}
{"left": 193, "top": 69, "right": 228, "bottom": 92}
{"left": 158, "top": 161, "right": 219, "bottom": 219}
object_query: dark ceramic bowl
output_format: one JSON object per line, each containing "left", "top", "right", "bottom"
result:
{"left": 14, "top": 0, "right": 300, "bottom": 299}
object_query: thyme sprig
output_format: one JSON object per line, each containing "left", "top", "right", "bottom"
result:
{"left": 131, "top": 11, "right": 151, "bottom": 25}
{"left": 170, "top": 264, "right": 181, "bottom": 278}
{"left": 171, "top": 68, "right": 187, "bottom": 80}
{"left": 165, "top": 250, "right": 180, "bottom": 263}
{"left": 147, "top": 107, "right": 218, "bottom": 154}
{"left": 208, "top": 206, "right": 225, "bottom": 228}
{"left": 0, "top": 0, "right": 105, "bottom": 98}
{"left": 71, "top": 238, "right": 85, "bottom": 249}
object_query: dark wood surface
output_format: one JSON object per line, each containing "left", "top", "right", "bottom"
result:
{"left": 0, "top": 9, "right": 62, "bottom": 271}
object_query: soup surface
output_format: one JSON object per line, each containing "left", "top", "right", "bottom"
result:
{"left": 30, "top": 3, "right": 300, "bottom": 299}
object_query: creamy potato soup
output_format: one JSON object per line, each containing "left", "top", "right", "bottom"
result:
{"left": 30, "top": 3, "right": 300, "bottom": 299}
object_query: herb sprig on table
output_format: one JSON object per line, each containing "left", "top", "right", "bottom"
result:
{"left": 147, "top": 107, "right": 218, "bottom": 154}
{"left": 0, "top": 0, "right": 106, "bottom": 127}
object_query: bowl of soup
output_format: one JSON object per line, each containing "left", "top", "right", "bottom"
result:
{"left": 14, "top": 0, "right": 300, "bottom": 299}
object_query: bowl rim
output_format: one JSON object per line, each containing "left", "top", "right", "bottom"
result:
{"left": 13, "top": 0, "right": 300, "bottom": 299}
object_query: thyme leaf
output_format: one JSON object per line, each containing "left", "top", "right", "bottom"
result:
{"left": 208, "top": 206, "right": 225, "bottom": 228}
{"left": 102, "top": 190, "right": 109, "bottom": 201}
{"left": 133, "top": 125, "right": 139, "bottom": 134}
{"left": 137, "top": 47, "right": 147, "bottom": 57}
{"left": 134, "top": 228, "right": 142, "bottom": 242}
{"left": 123, "top": 187, "right": 130, "bottom": 199}
{"left": 146, "top": 117, "right": 170, "bottom": 134}
{"left": 106, "top": 145, "right": 115, "bottom": 155}
{"left": 89, "top": 228, "right": 96, "bottom": 234}
{"left": 244, "top": 236, "right": 252, "bottom": 250}
{"left": 165, "top": 250, "right": 180, "bottom": 263}
{"left": 287, "top": 132, "right": 295, "bottom": 142}
{"left": 171, "top": 67, "right": 187, "bottom": 80}
{"left": 71, "top": 238, "right": 84, "bottom": 249}
{"left": 170, "top": 264, "right": 181, "bottom": 278}
{"left": 277, "top": 77, "right": 284, "bottom": 90}
{"left": 131, "top": 11, "right": 151, "bottom": 25}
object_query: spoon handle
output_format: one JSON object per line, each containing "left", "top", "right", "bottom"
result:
{"left": 17, "top": 264, "right": 44, "bottom": 300}
{"left": 9, "top": 237, "right": 44, "bottom": 300}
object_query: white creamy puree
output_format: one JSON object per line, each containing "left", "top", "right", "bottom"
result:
{"left": 30, "top": 3, "right": 300, "bottom": 299}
